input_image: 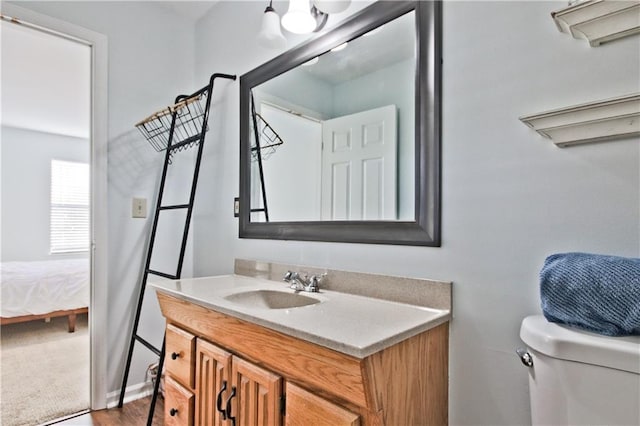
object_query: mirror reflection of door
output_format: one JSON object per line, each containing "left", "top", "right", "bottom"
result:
{"left": 249, "top": 9, "right": 415, "bottom": 224}
{"left": 320, "top": 105, "right": 397, "bottom": 220}
{"left": 252, "top": 103, "right": 397, "bottom": 222}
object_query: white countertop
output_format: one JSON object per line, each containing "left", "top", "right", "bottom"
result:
{"left": 150, "top": 274, "right": 450, "bottom": 358}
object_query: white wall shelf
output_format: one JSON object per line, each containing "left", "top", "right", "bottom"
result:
{"left": 520, "top": 93, "right": 640, "bottom": 147}
{"left": 551, "top": 0, "right": 640, "bottom": 47}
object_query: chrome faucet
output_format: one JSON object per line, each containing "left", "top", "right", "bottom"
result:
{"left": 283, "top": 271, "right": 325, "bottom": 293}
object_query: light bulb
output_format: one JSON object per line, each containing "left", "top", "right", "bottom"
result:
{"left": 282, "top": 0, "right": 316, "bottom": 34}
{"left": 312, "top": 0, "right": 350, "bottom": 14}
{"left": 258, "top": 6, "right": 287, "bottom": 49}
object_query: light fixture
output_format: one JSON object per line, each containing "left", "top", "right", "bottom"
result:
{"left": 282, "top": 0, "right": 328, "bottom": 34}
{"left": 312, "top": 0, "right": 350, "bottom": 14}
{"left": 282, "top": 0, "right": 316, "bottom": 34}
{"left": 259, "top": 0, "right": 337, "bottom": 45}
{"left": 257, "top": 0, "right": 287, "bottom": 49}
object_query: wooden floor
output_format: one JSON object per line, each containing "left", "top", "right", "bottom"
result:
{"left": 52, "top": 397, "right": 163, "bottom": 426}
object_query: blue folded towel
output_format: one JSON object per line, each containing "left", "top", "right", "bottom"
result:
{"left": 540, "top": 252, "right": 640, "bottom": 336}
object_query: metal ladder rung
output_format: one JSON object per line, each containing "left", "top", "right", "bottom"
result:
{"left": 135, "top": 335, "right": 161, "bottom": 356}
{"left": 147, "top": 269, "right": 178, "bottom": 280}
{"left": 159, "top": 204, "right": 190, "bottom": 211}
{"left": 170, "top": 134, "right": 202, "bottom": 151}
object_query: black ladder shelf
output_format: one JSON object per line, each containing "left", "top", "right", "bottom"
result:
{"left": 118, "top": 73, "right": 236, "bottom": 425}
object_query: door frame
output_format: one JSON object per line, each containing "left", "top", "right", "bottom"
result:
{"left": 1, "top": 3, "right": 109, "bottom": 409}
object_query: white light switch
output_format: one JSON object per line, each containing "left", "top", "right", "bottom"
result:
{"left": 132, "top": 197, "right": 147, "bottom": 218}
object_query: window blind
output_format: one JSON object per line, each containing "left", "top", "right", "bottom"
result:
{"left": 50, "top": 159, "right": 90, "bottom": 253}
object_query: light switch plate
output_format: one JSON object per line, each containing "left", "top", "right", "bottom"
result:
{"left": 132, "top": 197, "right": 147, "bottom": 218}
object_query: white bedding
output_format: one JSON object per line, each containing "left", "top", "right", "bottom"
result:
{"left": 0, "top": 259, "right": 89, "bottom": 318}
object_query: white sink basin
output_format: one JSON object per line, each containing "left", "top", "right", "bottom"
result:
{"left": 223, "top": 289, "right": 321, "bottom": 309}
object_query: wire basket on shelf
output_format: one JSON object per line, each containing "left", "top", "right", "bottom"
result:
{"left": 135, "top": 90, "right": 209, "bottom": 154}
{"left": 252, "top": 112, "right": 284, "bottom": 162}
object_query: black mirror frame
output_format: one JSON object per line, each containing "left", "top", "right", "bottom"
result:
{"left": 239, "top": 1, "right": 441, "bottom": 246}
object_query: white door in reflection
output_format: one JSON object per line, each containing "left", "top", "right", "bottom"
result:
{"left": 321, "top": 105, "right": 397, "bottom": 220}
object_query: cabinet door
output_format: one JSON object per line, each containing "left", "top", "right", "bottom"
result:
{"left": 229, "top": 356, "right": 283, "bottom": 426}
{"left": 195, "top": 339, "right": 232, "bottom": 426}
{"left": 166, "top": 375, "right": 195, "bottom": 426}
{"left": 284, "top": 382, "right": 360, "bottom": 426}
{"left": 166, "top": 323, "right": 196, "bottom": 389}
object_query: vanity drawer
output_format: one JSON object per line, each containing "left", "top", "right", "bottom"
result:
{"left": 285, "top": 382, "right": 360, "bottom": 426}
{"left": 166, "top": 323, "right": 196, "bottom": 389}
{"left": 165, "top": 375, "right": 194, "bottom": 426}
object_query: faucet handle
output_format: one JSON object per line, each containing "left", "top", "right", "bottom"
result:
{"left": 307, "top": 273, "right": 327, "bottom": 291}
{"left": 283, "top": 270, "right": 294, "bottom": 282}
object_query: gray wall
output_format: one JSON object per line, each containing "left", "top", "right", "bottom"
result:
{"left": 1, "top": 126, "right": 89, "bottom": 261}
{"left": 12, "top": 1, "right": 640, "bottom": 423}
{"left": 193, "top": 1, "right": 640, "bottom": 425}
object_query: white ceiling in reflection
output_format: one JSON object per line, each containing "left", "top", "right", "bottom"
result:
{"left": 299, "top": 11, "right": 415, "bottom": 85}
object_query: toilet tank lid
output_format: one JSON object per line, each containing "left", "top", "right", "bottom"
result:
{"left": 520, "top": 315, "right": 640, "bottom": 374}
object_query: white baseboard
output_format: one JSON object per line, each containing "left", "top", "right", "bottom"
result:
{"left": 105, "top": 381, "right": 154, "bottom": 408}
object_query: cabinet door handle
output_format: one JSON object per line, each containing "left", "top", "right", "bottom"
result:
{"left": 169, "top": 408, "right": 178, "bottom": 416}
{"left": 225, "top": 386, "right": 237, "bottom": 426}
{"left": 216, "top": 380, "right": 228, "bottom": 420}
{"left": 171, "top": 352, "right": 180, "bottom": 360}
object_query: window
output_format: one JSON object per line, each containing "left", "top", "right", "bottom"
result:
{"left": 50, "top": 159, "right": 89, "bottom": 253}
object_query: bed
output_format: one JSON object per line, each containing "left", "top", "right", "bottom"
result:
{"left": 0, "top": 259, "right": 89, "bottom": 332}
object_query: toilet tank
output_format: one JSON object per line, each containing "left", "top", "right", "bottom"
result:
{"left": 519, "top": 315, "right": 640, "bottom": 426}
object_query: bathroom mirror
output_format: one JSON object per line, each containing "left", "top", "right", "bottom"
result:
{"left": 239, "top": 1, "right": 441, "bottom": 246}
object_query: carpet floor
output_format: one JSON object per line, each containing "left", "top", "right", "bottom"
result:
{"left": 0, "top": 315, "right": 89, "bottom": 426}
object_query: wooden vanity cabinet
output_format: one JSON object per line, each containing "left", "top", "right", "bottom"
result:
{"left": 165, "top": 323, "right": 196, "bottom": 425}
{"left": 158, "top": 292, "right": 448, "bottom": 426}
{"left": 194, "top": 339, "right": 231, "bottom": 425}
{"left": 284, "top": 382, "right": 360, "bottom": 426}
{"left": 195, "top": 339, "right": 283, "bottom": 426}
{"left": 193, "top": 338, "right": 356, "bottom": 426}
{"left": 166, "top": 323, "right": 197, "bottom": 388}
{"left": 165, "top": 375, "right": 195, "bottom": 426}
{"left": 229, "top": 355, "right": 282, "bottom": 426}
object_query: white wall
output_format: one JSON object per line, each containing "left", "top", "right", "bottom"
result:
{"left": 9, "top": 0, "right": 197, "bottom": 397}
{"left": 193, "top": 1, "right": 640, "bottom": 425}
{"left": 256, "top": 105, "right": 323, "bottom": 222}
{"left": 1, "top": 127, "right": 89, "bottom": 261}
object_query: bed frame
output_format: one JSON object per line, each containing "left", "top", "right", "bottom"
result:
{"left": 0, "top": 307, "right": 88, "bottom": 333}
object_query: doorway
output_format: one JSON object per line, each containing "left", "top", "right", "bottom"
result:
{"left": 0, "top": 3, "right": 108, "bottom": 422}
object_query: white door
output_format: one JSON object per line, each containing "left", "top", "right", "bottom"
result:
{"left": 2, "top": 3, "right": 109, "bottom": 410}
{"left": 321, "top": 105, "right": 397, "bottom": 220}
